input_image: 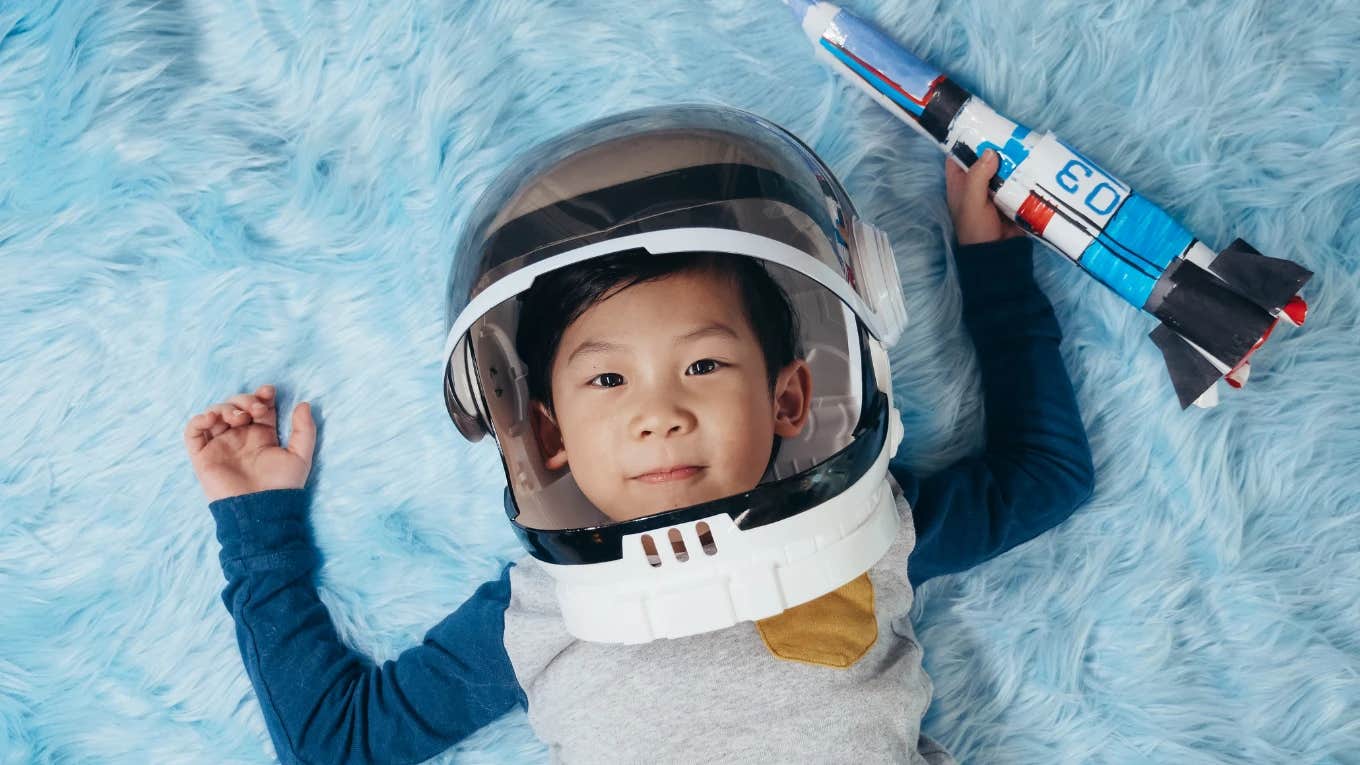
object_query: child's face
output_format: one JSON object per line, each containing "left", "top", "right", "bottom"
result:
{"left": 531, "top": 267, "right": 812, "bottom": 523}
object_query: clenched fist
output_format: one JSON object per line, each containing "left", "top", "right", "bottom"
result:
{"left": 945, "top": 149, "right": 1026, "bottom": 246}
{"left": 184, "top": 384, "right": 316, "bottom": 502}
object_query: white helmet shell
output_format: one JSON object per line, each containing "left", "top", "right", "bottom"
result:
{"left": 442, "top": 103, "right": 908, "bottom": 643}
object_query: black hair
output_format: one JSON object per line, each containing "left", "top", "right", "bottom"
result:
{"left": 516, "top": 250, "right": 801, "bottom": 412}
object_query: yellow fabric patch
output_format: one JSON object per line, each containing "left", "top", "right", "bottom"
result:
{"left": 755, "top": 572, "right": 878, "bottom": 668}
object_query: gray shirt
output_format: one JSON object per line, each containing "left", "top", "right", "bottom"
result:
{"left": 502, "top": 476, "right": 954, "bottom": 764}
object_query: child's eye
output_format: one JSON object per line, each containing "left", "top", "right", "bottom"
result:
{"left": 685, "top": 359, "right": 723, "bottom": 376}
{"left": 589, "top": 372, "right": 625, "bottom": 388}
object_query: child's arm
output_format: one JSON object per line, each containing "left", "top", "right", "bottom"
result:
{"left": 186, "top": 388, "right": 525, "bottom": 764}
{"left": 894, "top": 151, "right": 1096, "bottom": 587}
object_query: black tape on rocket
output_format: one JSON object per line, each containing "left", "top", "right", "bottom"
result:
{"left": 1209, "top": 238, "right": 1313, "bottom": 312}
{"left": 1150, "top": 260, "right": 1275, "bottom": 369}
{"left": 951, "top": 142, "right": 978, "bottom": 167}
{"left": 921, "top": 79, "right": 969, "bottom": 144}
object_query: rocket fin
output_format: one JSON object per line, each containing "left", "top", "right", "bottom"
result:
{"left": 1148, "top": 259, "right": 1276, "bottom": 370}
{"left": 1150, "top": 323, "right": 1225, "bottom": 409}
{"left": 1209, "top": 238, "right": 1313, "bottom": 312}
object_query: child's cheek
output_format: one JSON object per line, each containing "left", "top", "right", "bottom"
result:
{"left": 712, "top": 397, "right": 769, "bottom": 489}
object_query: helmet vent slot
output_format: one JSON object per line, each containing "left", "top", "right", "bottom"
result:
{"left": 641, "top": 534, "right": 662, "bottom": 567}
{"left": 668, "top": 528, "right": 690, "bottom": 562}
{"left": 696, "top": 521, "right": 717, "bottom": 555}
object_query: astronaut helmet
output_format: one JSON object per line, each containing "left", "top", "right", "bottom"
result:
{"left": 441, "top": 103, "right": 908, "bottom": 644}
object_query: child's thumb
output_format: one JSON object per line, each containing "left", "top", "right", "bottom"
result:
{"left": 968, "top": 150, "right": 999, "bottom": 205}
{"left": 287, "top": 402, "right": 317, "bottom": 463}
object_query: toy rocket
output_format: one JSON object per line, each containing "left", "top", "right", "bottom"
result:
{"left": 782, "top": 0, "right": 1312, "bottom": 408}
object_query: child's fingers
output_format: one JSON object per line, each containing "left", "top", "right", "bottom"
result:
{"left": 208, "top": 402, "right": 253, "bottom": 427}
{"left": 225, "top": 392, "right": 267, "bottom": 414}
{"left": 189, "top": 387, "right": 285, "bottom": 455}
{"left": 183, "top": 411, "right": 217, "bottom": 453}
{"left": 965, "top": 150, "right": 999, "bottom": 208}
{"left": 186, "top": 410, "right": 217, "bottom": 429}
{"left": 209, "top": 401, "right": 248, "bottom": 418}
{"left": 230, "top": 391, "right": 277, "bottom": 427}
{"left": 198, "top": 407, "right": 235, "bottom": 435}
{"left": 184, "top": 409, "right": 232, "bottom": 446}
{"left": 214, "top": 391, "right": 275, "bottom": 426}
{"left": 285, "top": 402, "right": 316, "bottom": 464}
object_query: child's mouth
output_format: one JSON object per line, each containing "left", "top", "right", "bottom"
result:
{"left": 634, "top": 466, "right": 705, "bottom": 484}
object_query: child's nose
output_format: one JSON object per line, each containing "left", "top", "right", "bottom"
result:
{"left": 632, "top": 399, "right": 697, "bottom": 439}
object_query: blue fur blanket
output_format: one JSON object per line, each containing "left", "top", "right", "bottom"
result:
{"left": 2, "top": 0, "right": 1357, "bottom": 762}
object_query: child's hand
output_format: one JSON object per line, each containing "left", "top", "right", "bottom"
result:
{"left": 945, "top": 149, "right": 1026, "bottom": 246}
{"left": 183, "top": 384, "right": 316, "bottom": 502}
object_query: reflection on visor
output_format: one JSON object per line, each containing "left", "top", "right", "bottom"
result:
{"left": 445, "top": 104, "right": 867, "bottom": 332}
{"left": 474, "top": 163, "right": 842, "bottom": 297}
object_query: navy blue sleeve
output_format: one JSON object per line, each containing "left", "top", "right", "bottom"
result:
{"left": 209, "top": 488, "right": 526, "bottom": 765}
{"left": 894, "top": 236, "right": 1096, "bottom": 587}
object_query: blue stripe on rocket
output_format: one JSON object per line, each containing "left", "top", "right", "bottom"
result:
{"left": 974, "top": 125, "right": 1032, "bottom": 181}
{"left": 1080, "top": 194, "right": 1194, "bottom": 307}
{"left": 818, "top": 10, "right": 940, "bottom": 117}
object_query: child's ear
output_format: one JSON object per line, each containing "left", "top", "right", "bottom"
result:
{"left": 530, "top": 400, "right": 569, "bottom": 470}
{"left": 772, "top": 359, "right": 812, "bottom": 438}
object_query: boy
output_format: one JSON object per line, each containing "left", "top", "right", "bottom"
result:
{"left": 185, "top": 145, "right": 1093, "bottom": 763}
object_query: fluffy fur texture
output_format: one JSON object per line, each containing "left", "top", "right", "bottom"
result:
{"left": 2, "top": 0, "right": 1356, "bottom": 762}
